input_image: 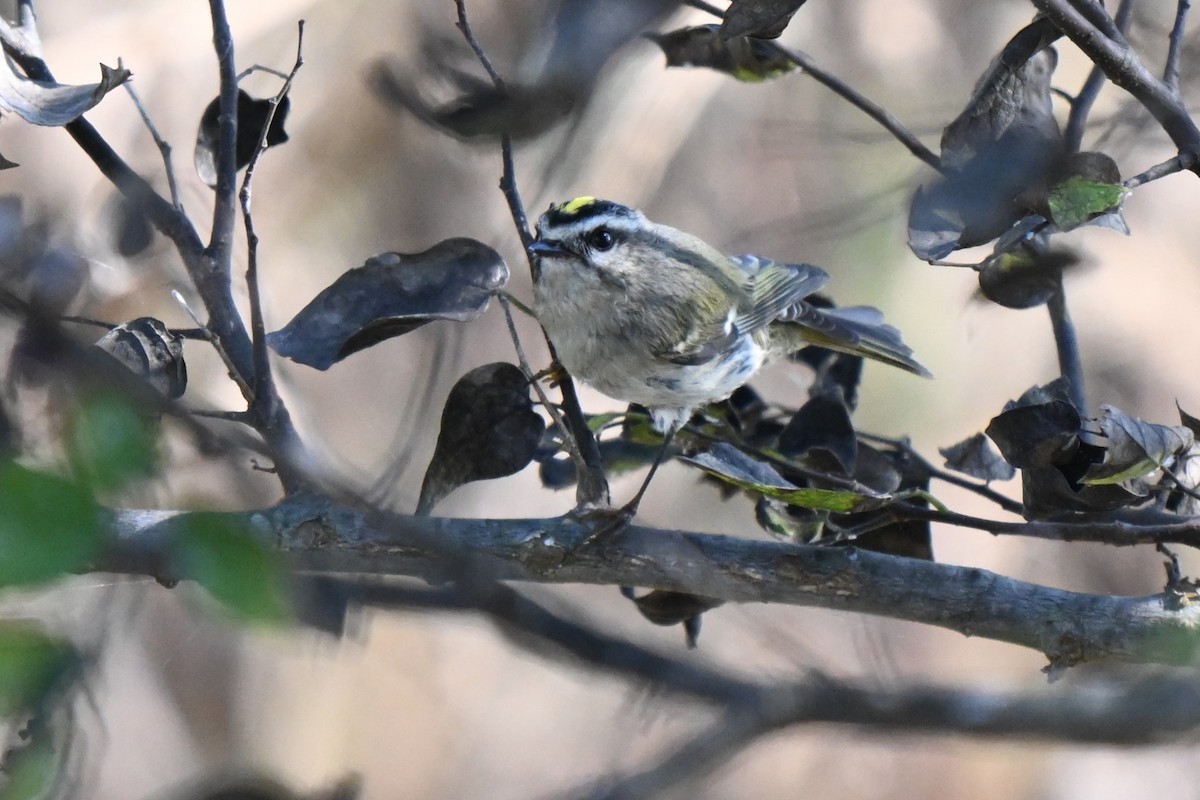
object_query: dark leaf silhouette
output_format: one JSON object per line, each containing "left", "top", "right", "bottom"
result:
{"left": 268, "top": 239, "right": 508, "bottom": 370}
{"left": 720, "top": 0, "right": 809, "bottom": 39}
{"left": 977, "top": 239, "right": 1078, "bottom": 310}
{"left": 650, "top": 25, "right": 798, "bottom": 81}
{"left": 417, "top": 363, "right": 545, "bottom": 515}
{"left": 984, "top": 381, "right": 1080, "bottom": 470}
{"left": 368, "top": 66, "right": 578, "bottom": 141}
{"left": 104, "top": 192, "right": 155, "bottom": 257}
{"left": 620, "top": 587, "right": 722, "bottom": 649}
{"left": 194, "top": 90, "right": 291, "bottom": 189}
{"left": 370, "top": 0, "right": 675, "bottom": 141}
{"left": 940, "top": 432, "right": 1016, "bottom": 482}
{"left": 779, "top": 394, "right": 857, "bottom": 474}
{"left": 908, "top": 22, "right": 1062, "bottom": 260}
{"left": 0, "top": 58, "right": 129, "bottom": 126}
{"left": 1083, "top": 406, "right": 1193, "bottom": 486}
{"left": 1178, "top": 403, "right": 1200, "bottom": 439}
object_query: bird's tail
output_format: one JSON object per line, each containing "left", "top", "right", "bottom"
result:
{"left": 771, "top": 304, "right": 931, "bottom": 378}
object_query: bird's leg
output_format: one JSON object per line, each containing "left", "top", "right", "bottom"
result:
{"left": 572, "top": 424, "right": 678, "bottom": 548}
{"left": 620, "top": 423, "right": 678, "bottom": 518}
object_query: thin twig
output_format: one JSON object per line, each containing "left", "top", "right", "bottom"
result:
{"left": 205, "top": 0, "right": 240, "bottom": 271}
{"left": 497, "top": 294, "right": 580, "bottom": 459}
{"left": 452, "top": 0, "right": 504, "bottom": 88}
{"left": 1124, "top": 151, "right": 1199, "bottom": 188}
{"left": 122, "top": 82, "right": 182, "bottom": 209}
{"left": 238, "top": 21, "right": 304, "bottom": 422}
{"left": 1160, "top": 464, "right": 1200, "bottom": 505}
{"left": 236, "top": 64, "right": 290, "bottom": 82}
{"left": 1166, "top": 0, "right": 1191, "bottom": 92}
{"left": 1032, "top": 0, "right": 1200, "bottom": 156}
{"left": 1063, "top": 0, "right": 1135, "bottom": 153}
{"left": 683, "top": 0, "right": 727, "bottom": 17}
{"left": 59, "top": 315, "right": 115, "bottom": 332}
{"left": 453, "top": 0, "right": 609, "bottom": 505}
{"left": 777, "top": 44, "right": 941, "bottom": 171}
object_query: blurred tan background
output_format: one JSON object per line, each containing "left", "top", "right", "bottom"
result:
{"left": 5, "top": 0, "right": 1200, "bottom": 797}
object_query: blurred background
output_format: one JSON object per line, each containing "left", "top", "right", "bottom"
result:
{"left": 4, "top": 0, "right": 1200, "bottom": 797}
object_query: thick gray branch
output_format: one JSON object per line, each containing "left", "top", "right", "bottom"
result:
{"left": 111, "top": 495, "right": 1200, "bottom": 670}
{"left": 1032, "top": 0, "right": 1200, "bottom": 153}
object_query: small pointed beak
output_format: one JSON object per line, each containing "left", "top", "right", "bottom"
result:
{"left": 528, "top": 239, "right": 569, "bottom": 258}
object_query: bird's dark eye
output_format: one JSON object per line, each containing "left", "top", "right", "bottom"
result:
{"left": 586, "top": 226, "right": 615, "bottom": 252}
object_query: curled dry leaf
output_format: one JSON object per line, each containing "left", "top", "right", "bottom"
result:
{"left": 94, "top": 317, "right": 187, "bottom": 400}
{"left": 268, "top": 238, "right": 509, "bottom": 370}
{"left": 1082, "top": 406, "right": 1194, "bottom": 486}
{"left": 0, "top": 58, "right": 129, "bottom": 126}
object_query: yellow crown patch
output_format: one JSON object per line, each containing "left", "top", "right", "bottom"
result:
{"left": 558, "top": 196, "right": 597, "bottom": 216}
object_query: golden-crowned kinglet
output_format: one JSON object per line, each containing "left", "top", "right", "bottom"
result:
{"left": 529, "top": 197, "right": 929, "bottom": 433}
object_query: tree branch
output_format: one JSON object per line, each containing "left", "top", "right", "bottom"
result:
{"left": 107, "top": 495, "right": 1200, "bottom": 671}
{"left": 1032, "top": 0, "right": 1200, "bottom": 156}
{"left": 1063, "top": 0, "right": 1135, "bottom": 152}
{"left": 454, "top": 0, "right": 610, "bottom": 506}
{"left": 583, "top": 672, "right": 1200, "bottom": 799}
{"left": 238, "top": 21, "right": 307, "bottom": 492}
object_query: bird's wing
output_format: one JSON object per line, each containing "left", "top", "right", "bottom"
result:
{"left": 657, "top": 321, "right": 740, "bottom": 366}
{"left": 778, "top": 303, "right": 932, "bottom": 377}
{"left": 730, "top": 257, "right": 829, "bottom": 334}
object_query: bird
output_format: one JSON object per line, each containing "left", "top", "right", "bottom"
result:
{"left": 528, "top": 196, "right": 928, "bottom": 437}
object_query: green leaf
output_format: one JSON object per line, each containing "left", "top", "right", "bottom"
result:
{"left": 67, "top": 392, "right": 158, "bottom": 491}
{"left": 0, "top": 738, "right": 59, "bottom": 800}
{"left": 681, "top": 445, "right": 892, "bottom": 513}
{"left": 0, "top": 464, "right": 105, "bottom": 586}
{"left": 1047, "top": 176, "right": 1127, "bottom": 232}
{"left": 172, "top": 515, "right": 291, "bottom": 624}
{"left": 0, "top": 626, "right": 74, "bottom": 716}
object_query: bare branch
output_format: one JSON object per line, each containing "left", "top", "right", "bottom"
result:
{"left": 1063, "top": 0, "right": 1135, "bottom": 152}
{"left": 1032, "top": 0, "right": 1200, "bottom": 156}
{"left": 205, "top": 0, "right": 240, "bottom": 268}
{"left": 584, "top": 673, "right": 1200, "bottom": 799}
{"left": 237, "top": 21, "right": 306, "bottom": 491}
{"left": 453, "top": 0, "right": 610, "bottom": 506}
{"left": 1166, "top": 0, "right": 1191, "bottom": 92}
{"left": 122, "top": 82, "right": 182, "bottom": 209}
{"left": 776, "top": 44, "right": 942, "bottom": 171}
{"left": 1125, "top": 151, "right": 1200, "bottom": 188}
{"left": 109, "top": 495, "right": 1200, "bottom": 670}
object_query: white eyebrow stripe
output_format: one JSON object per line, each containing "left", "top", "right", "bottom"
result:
{"left": 544, "top": 215, "right": 643, "bottom": 239}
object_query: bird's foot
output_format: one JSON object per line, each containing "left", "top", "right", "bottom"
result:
{"left": 568, "top": 498, "right": 642, "bottom": 549}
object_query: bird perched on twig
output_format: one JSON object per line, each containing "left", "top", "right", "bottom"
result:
{"left": 529, "top": 197, "right": 929, "bottom": 437}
